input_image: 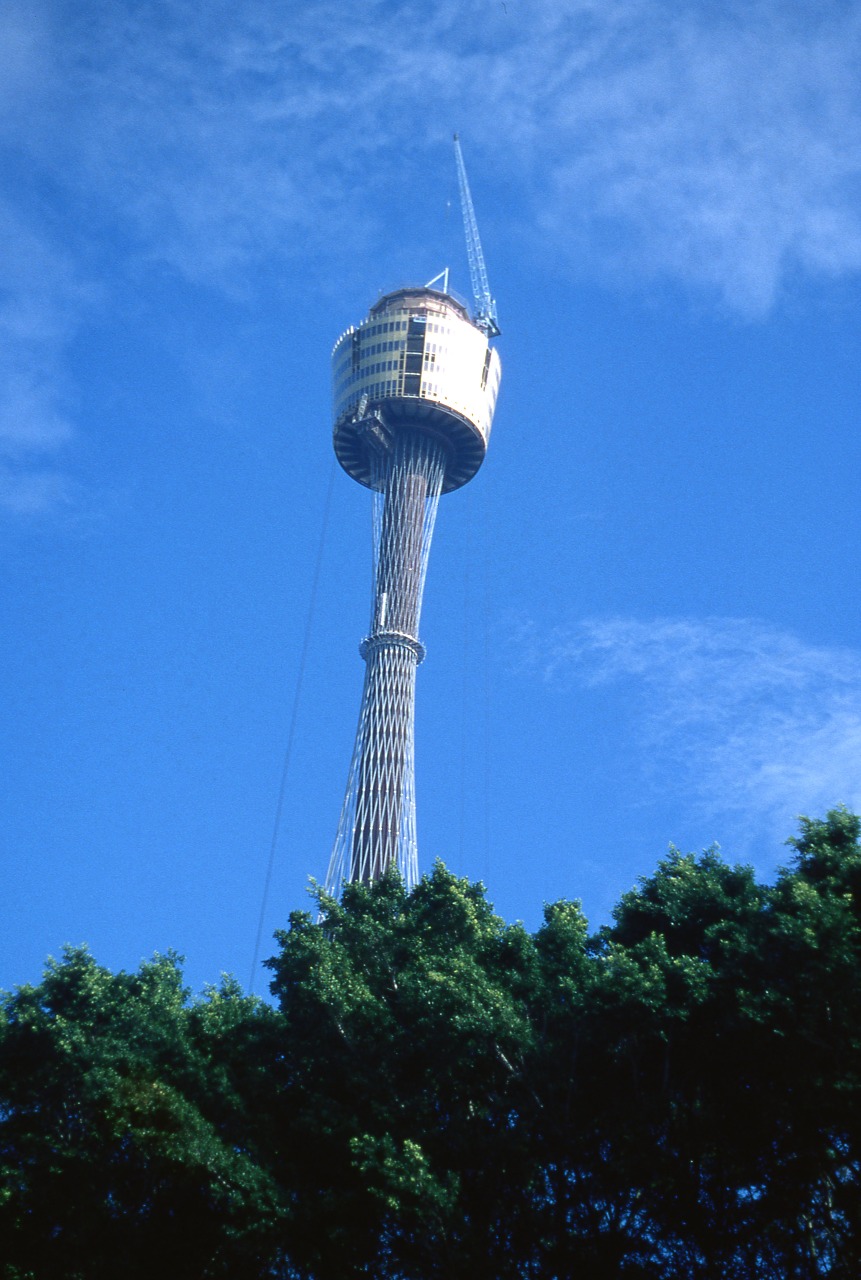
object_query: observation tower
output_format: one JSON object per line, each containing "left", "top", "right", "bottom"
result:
{"left": 324, "top": 137, "right": 501, "bottom": 897}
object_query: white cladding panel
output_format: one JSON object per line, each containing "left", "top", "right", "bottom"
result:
{"left": 332, "top": 293, "right": 501, "bottom": 447}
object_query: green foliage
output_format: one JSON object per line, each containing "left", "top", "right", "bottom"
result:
{"left": 2, "top": 814, "right": 861, "bottom": 1277}
{"left": 264, "top": 864, "right": 537, "bottom": 1278}
{"left": 0, "top": 948, "right": 285, "bottom": 1279}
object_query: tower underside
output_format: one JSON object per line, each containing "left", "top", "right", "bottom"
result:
{"left": 325, "top": 428, "right": 446, "bottom": 896}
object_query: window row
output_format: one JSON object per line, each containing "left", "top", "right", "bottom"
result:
{"left": 335, "top": 358, "right": 401, "bottom": 393}
{"left": 364, "top": 320, "right": 407, "bottom": 337}
{"left": 362, "top": 317, "right": 451, "bottom": 339}
{"left": 360, "top": 339, "right": 404, "bottom": 357}
{"left": 362, "top": 379, "right": 398, "bottom": 400}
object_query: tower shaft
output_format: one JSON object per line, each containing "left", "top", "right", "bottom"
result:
{"left": 327, "top": 429, "right": 446, "bottom": 893}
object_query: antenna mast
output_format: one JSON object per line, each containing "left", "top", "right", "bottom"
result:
{"left": 453, "top": 134, "right": 500, "bottom": 338}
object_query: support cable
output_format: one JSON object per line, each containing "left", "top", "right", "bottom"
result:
{"left": 458, "top": 487, "right": 474, "bottom": 864}
{"left": 480, "top": 477, "right": 492, "bottom": 886}
{"left": 248, "top": 458, "right": 337, "bottom": 993}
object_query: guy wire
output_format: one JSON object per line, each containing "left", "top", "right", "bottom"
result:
{"left": 480, "top": 475, "right": 492, "bottom": 887}
{"left": 249, "top": 458, "right": 337, "bottom": 993}
{"left": 458, "top": 486, "right": 473, "bottom": 863}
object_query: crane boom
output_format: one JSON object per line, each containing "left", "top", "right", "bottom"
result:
{"left": 453, "top": 134, "right": 500, "bottom": 338}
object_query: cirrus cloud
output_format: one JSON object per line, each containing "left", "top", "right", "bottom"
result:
{"left": 2, "top": 0, "right": 860, "bottom": 512}
{"left": 522, "top": 613, "right": 861, "bottom": 844}
{"left": 13, "top": 0, "right": 861, "bottom": 307}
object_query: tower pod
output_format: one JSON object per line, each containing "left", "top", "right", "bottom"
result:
{"left": 332, "top": 287, "right": 501, "bottom": 494}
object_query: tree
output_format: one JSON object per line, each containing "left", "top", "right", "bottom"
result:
{"left": 0, "top": 948, "right": 285, "bottom": 1279}
{"left": 264, "top": 866, "right": 538, "bottom": 1279}
{"left": 2, "top": 813, "right": 860, "bottom": 1278}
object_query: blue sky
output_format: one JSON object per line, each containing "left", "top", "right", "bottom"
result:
{"left": 3, "top": 0, "right": 861, "bottom": 995}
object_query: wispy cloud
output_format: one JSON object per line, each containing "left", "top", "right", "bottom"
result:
{"left": 0, "top": 194, "right": 88, "bottom": 516}
{"left": 522, "top": 615, "right": 861, "bottom": 841}
{"left": 16, "top": 1, "right": 861, "bottom": 304}
{"left": 2, "top": 1, "right": 860, "bottom": 511}
{"left": 522, "top": 2, "right": 861, "bottom": 311}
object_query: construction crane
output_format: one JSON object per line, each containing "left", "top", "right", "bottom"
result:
{"left": 453, "top": 133, "right": 501, "bottom": 338}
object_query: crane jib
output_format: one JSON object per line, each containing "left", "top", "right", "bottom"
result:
{"left": 453, "top": 134, "right": 500, "bottom": 338}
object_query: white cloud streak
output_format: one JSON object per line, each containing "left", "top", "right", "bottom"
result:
{"left": 526, "top": 615, "right": 861, "bottom": 843}
{"left": 0, "top": 193, "right": 89, "bottom": 515}
{"left": 15, "top": 0, "right": 861, "bottom": 304}
{"left": 2, "top": 0, "right": 860, "bottom": 510}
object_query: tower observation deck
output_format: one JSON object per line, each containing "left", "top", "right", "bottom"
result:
{"left": 324, "top": 145, "right": 501, "bottom": 898}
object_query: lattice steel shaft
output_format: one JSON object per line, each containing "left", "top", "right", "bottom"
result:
{"left": 325, "top": 429, "right": 446, "bottom": 896}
